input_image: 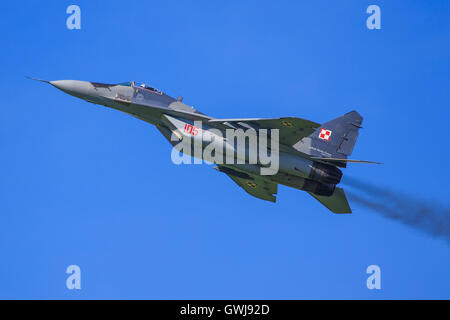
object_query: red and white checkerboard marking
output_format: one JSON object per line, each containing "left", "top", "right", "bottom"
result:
{"left": 319, "top": 128, "right": 332, "bottom": 141}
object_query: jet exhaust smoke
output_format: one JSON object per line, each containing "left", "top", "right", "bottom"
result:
{"left": 342, "top": 176, "right": 450, "bottom": 242}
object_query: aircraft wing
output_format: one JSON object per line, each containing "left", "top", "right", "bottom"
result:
{"left": 308, "top": 187, "right": 352, "bottom": 214}
{"left": 209, "top": 117, "right": 320, "bottom": 146}
{"left": 215, "top": 166, "right": 278, "bottom": 202}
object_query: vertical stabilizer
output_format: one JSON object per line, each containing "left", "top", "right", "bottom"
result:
{"left": 293, "top": 111, "right": 363, "bottom": 160}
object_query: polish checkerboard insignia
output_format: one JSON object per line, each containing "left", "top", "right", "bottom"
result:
{"left": 319, "top": 128, "right": 332, "bottom": 141}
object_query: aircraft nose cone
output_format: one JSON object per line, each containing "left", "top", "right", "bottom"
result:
{"left": 50, "top": 80, "right": 95, "bottom": 100}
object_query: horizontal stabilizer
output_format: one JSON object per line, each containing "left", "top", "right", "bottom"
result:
{"left": 308, "top": 187, "right": 352, "bottom": 214}
{"left": 312, "top": 157, "right": 382, "bottom": 164}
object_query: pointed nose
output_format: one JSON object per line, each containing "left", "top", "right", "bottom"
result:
{"left": 50, "top": 80, "right": 96, "bottom": 100}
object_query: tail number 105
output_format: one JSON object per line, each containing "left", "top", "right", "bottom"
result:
{"left": 183, "top": 124, "right": 200, "bottom": 136}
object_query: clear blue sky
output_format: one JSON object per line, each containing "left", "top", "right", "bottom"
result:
{"left": 0, "top": 1, "right": 449, "bottom": 299}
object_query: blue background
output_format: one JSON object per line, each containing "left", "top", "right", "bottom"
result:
{"left": 0, "top": 1, "right": 449, "bottom": 299}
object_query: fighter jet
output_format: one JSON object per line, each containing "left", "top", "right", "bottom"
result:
{"left": 31, "top": 78, "right": 379, "bottom": 213}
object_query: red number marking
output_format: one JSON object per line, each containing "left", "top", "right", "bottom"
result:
{"left": 183, "top": 124, "right": 199, "bottom": 136}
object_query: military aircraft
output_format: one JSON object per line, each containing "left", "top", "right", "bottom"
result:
{"left": 31, "top": 78, "right": 379, "bottom": 213}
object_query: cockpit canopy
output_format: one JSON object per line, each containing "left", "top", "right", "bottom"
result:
{"left": 116, "top": 81, "right": 162, "bottom": 94}
{"left": 116, "top": 81, "right": 132, "bottom": 87}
